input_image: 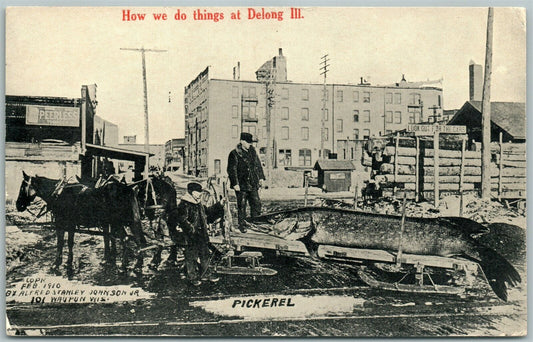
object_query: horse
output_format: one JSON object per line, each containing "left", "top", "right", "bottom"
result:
{"left": 134, "top": 174, "right": 181, "bottom": 269}
{"left": 16, "top": 171, "right": 144, "bottom": 274}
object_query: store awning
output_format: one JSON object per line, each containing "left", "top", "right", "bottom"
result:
{"left": 85, "top": 143, "right": 153, "bottom": 161}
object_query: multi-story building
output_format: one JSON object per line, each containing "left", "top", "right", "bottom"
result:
{"left": 184, "top": 49, "right": 443, "bottom": 177}
{"left": 165, "top": 138, "right": 185, "bottom": 167}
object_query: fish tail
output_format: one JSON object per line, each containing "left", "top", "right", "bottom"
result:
{"left": 475, "top": 245, "right": 521, "bottom": 301}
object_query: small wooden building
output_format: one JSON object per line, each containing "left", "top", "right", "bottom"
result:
{"left": 313, "top": 160, "right": 355, "bottom": 192}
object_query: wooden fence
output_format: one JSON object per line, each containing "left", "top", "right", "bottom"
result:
{"left": 375, "top": 133, "right": 525, "bottom": 202}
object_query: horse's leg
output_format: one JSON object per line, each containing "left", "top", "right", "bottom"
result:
{"left": 66, "top": 228, "right": 75, "bottom": 268}
{"left": 110, "top": 234, "right": 117, "bottom": 265}
{"left": 54, "top": 226, "right": 65, "bottom": 269}
{"left": 103, "top": 224, "right": 110, "bottom": 264}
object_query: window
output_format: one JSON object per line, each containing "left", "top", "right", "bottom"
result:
{"left": 232, "top": 125, "right": 239, "bottom": 138}
{"left": 301, "top": 108, "right": 309, "bottom": 121}
{"left": 249, "top": 87, "right": 256, "bottom": 97}
{"left": 363, "top": 110, "right": 371, "bottom": 123}
{"left": 363, "top": 92, "right": 370, "bottom": 103}
{"left": 299, "top": 149, "right": 312, "bottom": 166}
{"left": 244, "top": 125, "right": 256, "bottom": 136}
{"left": 242, "top": 105, "right": 249, "bottom": 117}
{"left": 394, "top": 93, "right": 401, "bottom": 104}
{"left": 281, "top": 107, "right": 289, "bottom": 120}
{"left": 249, "top": 105, "right": 257, "bottom": 119}
{"left": 386, "top": 111, "right": 393, "bottom": 123}
{"left": 408, "top": 110, "right": 417, "bottom": 124}
{"left": 322, "top": 89, "right": 329, "bottom": 101}
{"left": 353, "top": 91, "right": 359, "bottom": 102}
{"left": 386, "top": 92, "right": 393, "bottom": 104}
{"left": 394, "top": 111, "right": 402, "bottom": 124}
{"left": 324, "top": 108, "right": 329, "bottom": 121}
{"left": 302, "top": 89, "right": 309, "bottom": 101}
{"left": 279, "top": 149, "right": 292, "bottom": 166}
{"left": 214, "top": 159, "right": 221, "bottom": 175}
{"left": 363, "top": 129, "right": 370, "bottom": 140}
{"left": 336, "top": 119, "right": 343, "bottom": 133}
{"left": 353, "top": 129, "right": 359, "bottom": 140}
{"left": 324, "top": 128, "right": 329, "bottom": 141}
{"left": 281, "top": 126, "right": 289, "bottom": 140}
{"left": 281, "top": 88, "right": 289, "bottom": 100}
{"left": 242, "top": 87, "right": 249, "bottom": 98}
{"left": 409, "top": 93, "right": 421, "bottom": 105}
{"left": 337, "top": 90, "right": 343, "bottom": 102}
{"left": 232, "top": 105, "right": 238, "bottom": 118}
{"left": 232, "top": 86, "right": 239, "bottom": 98}
{"left": 353, "top": 110, "right": 359, "bottom": 122}
{"left": 301, "top": 127, "right": 309, "bottom": 140}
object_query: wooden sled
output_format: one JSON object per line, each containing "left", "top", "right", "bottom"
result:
{"left": 357, "top": 267, "right": 465, "bottom": 295}
{"left": 215, "top": 251, "right": 277, "bottom": 276}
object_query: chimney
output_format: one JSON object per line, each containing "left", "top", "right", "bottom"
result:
{"left": 233, "top": 66, "right": 236, "bottom": 80}
{"left": 279, "top": 48, "right": 283, "bottom": 56}
{"left": 237, "top": 61, "right": 241, "bottom": 80}
{"left": 469, "top": 60, "right": 483, "bottom": 102}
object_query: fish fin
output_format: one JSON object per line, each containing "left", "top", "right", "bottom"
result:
{"left": 472, "top": 245, "right": 522, "bottom": 301}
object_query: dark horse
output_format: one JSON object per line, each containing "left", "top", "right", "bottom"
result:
{"left": 16, "top": 171, "right": 144, "bottom": 274}
{"left": 134, "top": 174, "right": 181, "bottom": 268}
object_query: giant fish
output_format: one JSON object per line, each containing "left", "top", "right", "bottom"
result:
{"left": 246, "top": 207, "right": 521, "bottom": 301}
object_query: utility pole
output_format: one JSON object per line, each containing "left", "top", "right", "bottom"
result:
{"left": 481, "top": 7, "right": 494, "bottom": 199}
{"left": 265, "top": 58, "right": 277, "bottom": 186}
{"left": 320, "top": 54, "right": 330, "bottom": 159}
{"left": 121, "top": 47, "right": 167, "bottom": 176}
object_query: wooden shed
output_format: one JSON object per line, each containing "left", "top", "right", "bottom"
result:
{"left": 313, "top": 160, "right": 355, "bottom": 192}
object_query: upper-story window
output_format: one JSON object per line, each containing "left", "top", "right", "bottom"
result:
{"left": 386, "top": 92, "right": 393, "bottom": 104}
{"left": 353, "top": 91, "right": 359, "bottom": 102}
{"left": 394, "top": 93, "right": 401, "bottom": 104}
{"left": 363, "top": 110, "right": 371, "bottom": 122}
{"left": 281, "top": 107, "right": 289, "bottom": 120}
{"left": 281, "top": 88, "right": 289, "bottom": 100}
{"left": 301, "top": 108, "right": 309, "bottom": 121}
{"left": 302, "top": 89, "right": 309, "bottom": 101}
{"left": 232, "top": 105, "right": 238, "bottom": 118}
{"left": 363, "top": 92, "right": 370, "bottom": 103}
{"left": 336, "top": 119, "right": 343, "bottom": 133}
{"left": 281, "top": 126, "right": 289, "bottom": 140}
{"left": 394, "top": 111, "right": 402, "bottom": 124}
{"left": 386, "top": 111, "right": 393, "bottom": 123}
{"left": 301, "top": 127, "right": 309, "bottom": 140}
{"left": 337, "top": 90, "right": 343, "bottom": 102}
{"left": 409, "top": 93, "right": 421, "bottom": 105}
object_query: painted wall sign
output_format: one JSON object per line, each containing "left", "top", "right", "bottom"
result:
{"left": 329, "top": 172, "right": 346, "bottom": 180}
{"left": 407, "top": 124, "right": 467, "bottom": 135}
{"left": 26, "top": 105, "right": 80, "bottom": 127}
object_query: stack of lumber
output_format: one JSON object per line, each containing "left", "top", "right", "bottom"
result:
{"left": 377, "top": 141, "right": 525, "bottom": 200}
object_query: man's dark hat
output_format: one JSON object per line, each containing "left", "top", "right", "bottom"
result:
{"left": 187, "top": 182, "right": 203, "bottom": 193}
{"left": 240, "top": 132, "right": 256, "bottom": 143}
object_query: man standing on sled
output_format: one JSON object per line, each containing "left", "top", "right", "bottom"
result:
{"left": 227, "top": 132, "right": 265, "bottom": 233}
{"left": 176, "top": 182, "right": 225, "bottom": 286}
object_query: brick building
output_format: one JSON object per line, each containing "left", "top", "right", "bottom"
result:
{"left": 184, "top": 49, "right": 443, "bottom": 177}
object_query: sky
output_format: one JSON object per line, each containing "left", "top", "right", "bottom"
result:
{"left": 5, "top": 7, "right": 526, "bottom": 144}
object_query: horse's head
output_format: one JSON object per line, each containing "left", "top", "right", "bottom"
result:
{"left": 16, "top": 171, "right": 37, "bottom": 212}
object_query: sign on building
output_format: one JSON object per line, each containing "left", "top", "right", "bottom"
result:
{"left": 26, "top": 105, "right": 80, "bottom": 127}
{"left": 407, "top": 124, "right": 466, "bottom": 135}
